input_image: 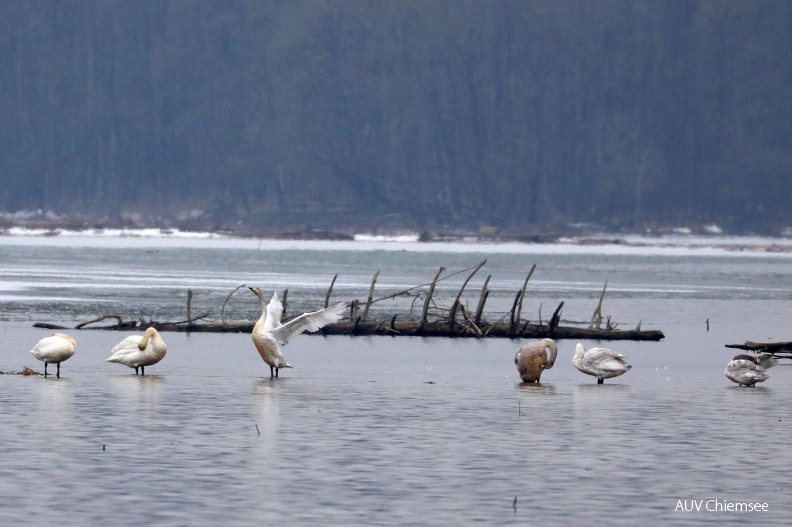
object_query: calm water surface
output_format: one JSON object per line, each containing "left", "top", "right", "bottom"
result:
{"left": 1, "top": 237, "right": 792, "bottom": 525}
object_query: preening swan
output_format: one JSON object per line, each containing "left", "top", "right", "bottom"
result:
{"left": 249, "top": 287, "right": 346, "bottom": 378}
{"left": 30, "top": 333, "right": 76, "bottom": 377}
{"left": 514, "top": 338, "right": 558, "bottom": 383}
{"left": 573, "top": 342, "right": 631, "bottom": 384}
{"left": 106, "top": 327, "right": 167, "bottom": 375}
{"left": 725, "top": 353, "right": 778, "bottom": 386}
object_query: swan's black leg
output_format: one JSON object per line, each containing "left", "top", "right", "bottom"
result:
{"left": 44, "top": 363, "right": 48, "bottom": 377}
{"left": 135, "top": 366, "right": 139, "bottom": 375}
{"left": 141, "top": 365, "right": 145, "bottom": 376}
{"left": 269, "top": 365, "right": 274, "bottom": 378}
{"left": 56, "top": 363, "right": 61, "bottom": 378}
{"left": 598, "top": 378, "right": 604, "bottom": 384}
{"left": 275, "top": 367, "right": 279, "bottom": 378}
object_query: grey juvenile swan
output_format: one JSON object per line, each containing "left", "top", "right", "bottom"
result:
{"left": 573, "top": 342, "right": 632, "bottom": 384}
{"left": 725, "top": 353, "right": 778, "bottom": 386}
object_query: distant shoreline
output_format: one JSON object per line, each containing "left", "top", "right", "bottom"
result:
{"left": 2, "top": 224, "right": 792, "bottom": 256}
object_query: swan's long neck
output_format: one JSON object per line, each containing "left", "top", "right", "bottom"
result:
{"left": 574, "top": 343, "right": 585, "bottom": 360}
{"left": 139, "top": 329, "right": 152, "bottom": 350}
{"left": 257, "top": 295, "right": 268, "bottom": 325}
{"left": 545, "top": 339, "right": 558, "bottom": 368}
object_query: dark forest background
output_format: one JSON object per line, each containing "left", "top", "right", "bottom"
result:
{"left": 1, "top": 1, "right": 791, "bottom": 235}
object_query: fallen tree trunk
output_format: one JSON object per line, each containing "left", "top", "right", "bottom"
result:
{"left": 725, "top": 340, "right": 792, "bottom": 358}
{"left": 34, "top": 318, "right": 664, "bottom": 340}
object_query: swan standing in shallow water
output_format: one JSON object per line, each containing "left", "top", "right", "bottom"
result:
{"left": 725, "top": 353, "right": 778, "bottom": 386}
{"left": 249, "top": 287, "right": 346, "bottom": 378}
{"left": 106, "top": 327, "right": 167, "bottom": 375}
{"left": 514, "top": 338, "right": 558, "bottom": 383}
{"left": 30, "top": 333, "right": 77, "bottom": 377}
{"left": 573, "top": 342, "right": 631, "bottom": 384}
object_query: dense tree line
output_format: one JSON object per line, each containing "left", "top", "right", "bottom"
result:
{"left": 0, "top": 1, "right": 790, "bottom": 233}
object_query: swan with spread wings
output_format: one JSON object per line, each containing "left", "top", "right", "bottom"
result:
{"left": 248, "top": 287, "right": 347, "bottom": 378}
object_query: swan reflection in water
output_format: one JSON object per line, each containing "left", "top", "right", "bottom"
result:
{"left": 516, "top": 382, "right": 557, "bottom": 395}
{"left": 31, "top": 376, "right": 75, "bottom": 413}
{"left": 252, "top": 379, "right": 282, "bottom": 444}
{"left": 109, "top": 374, "right": 165, "bottom": 410}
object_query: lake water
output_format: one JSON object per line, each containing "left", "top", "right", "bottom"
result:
{"left": 1, "top": 234, "right": 792, "bottom": 526}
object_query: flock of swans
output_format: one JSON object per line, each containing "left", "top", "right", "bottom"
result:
{"left": 27, "top": 287, "right": 348, "bottom": 379}
{"left": 514, "top": 338, "right": 779, "bottom": 386}
{"left": 26, "top": 288, "right": 780, "bottom": 387}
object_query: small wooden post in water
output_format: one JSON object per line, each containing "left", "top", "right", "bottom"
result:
{"left": 186, "top": 289, "right": 193, "bottom": 333}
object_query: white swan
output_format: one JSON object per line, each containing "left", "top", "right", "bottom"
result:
{"left": 106, "top": 327, "right": 167, "bottom": 375}
{"left": 30, "top": 333, "right": 77, "bottom": 377}
{"left": 573, "top": 342, "right": 632, "bottom": 384}
{"left": 725, "top": 353, "right": 778, "bottom": 386}
{"left": 249, "top": 287, "right": 346, "bottom": 378}
{"left": 514, "top": 338, "right": 558, "bottom": 383}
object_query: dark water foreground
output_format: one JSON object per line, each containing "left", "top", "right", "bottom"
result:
{"left": 2, "top": 299, "right": 792, "bottom": 527}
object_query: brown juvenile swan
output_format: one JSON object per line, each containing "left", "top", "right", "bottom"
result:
{"left": 514, "top": 338, "right": 558, "bottom": 383}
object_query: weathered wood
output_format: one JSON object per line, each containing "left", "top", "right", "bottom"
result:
{"left": 34, "top": 316, "right": 664, "bottom": 340}
{"left": 509, "top": 291, "right": 521, "bottom": 334}
{"left": 325, "top": 273, "right": 338, "bottom": 308}
{"left": 725, "top": 340, "right": 792, "bottom": 358}
{"left": 30, "top": 263, "right": 665, "bottom": 342}
{"left": 475, "top": 275, "right": 491, "bottom": 325}
{"left": 75, "top": 314, "right": 126, "bottom": 329}
{"left": 589, "top": 280, "right": 608, "bottom": 329}
{"left": 362, "top": 270, "right": 380, "bottom": 320}
{"left": 422, "top": 267, "right": 445, "bottom": 324}
{"left": 369, "top": 261, "right": 486, "bottom": 306}
{"left": 549, "top": 301, "right": 564, "bottom": 334}
{"left": 186, "top": 289, "right": 193, "bottom": 332}
{"left": 321, "top": 319, "right": 664, "bottom": 340}
{"left": 515, "top": 264, "right": 536, "bottom": 328}
{"left": 221, "top": 284, "right": 247, "bottom": 324}
{"left": 33, "top": 322, "right": 69, "bottom": 330}
{"left": 282, "top": 289, "right": 288, "bottom": 317}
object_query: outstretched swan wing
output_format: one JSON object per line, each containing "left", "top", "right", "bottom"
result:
{"left": 264, "top": 291, "right": 284, "bottom": 333}
{"left": 271, "top": 301, "right": 347, "bottom": 345}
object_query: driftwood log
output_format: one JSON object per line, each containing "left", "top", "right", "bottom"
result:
{"left": 31, "top": 262, "right": 665, "bottom": 341}
{"left": 725, "top": 340, "right": 792, "bottom": 359}
{"left": 34, "top": 318, "right": 664, "bottom": 340}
